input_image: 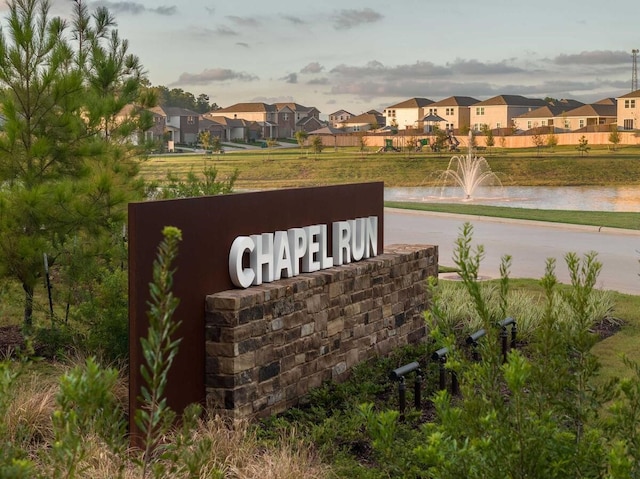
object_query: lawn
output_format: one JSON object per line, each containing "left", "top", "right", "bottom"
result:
{"left": 138, "top": 144, "right": 640, "bottom": 190}
{"left": 385, "top": 202, "right": 640, "bottom": 230}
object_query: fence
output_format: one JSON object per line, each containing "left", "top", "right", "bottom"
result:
{"left": 313, "top": 131, "right": 640, "bottom": 149}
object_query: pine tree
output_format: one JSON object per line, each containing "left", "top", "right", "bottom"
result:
{"left": 0, "top": 0, "right": 150, "bottom": 328}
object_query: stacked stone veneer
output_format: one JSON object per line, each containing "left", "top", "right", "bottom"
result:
{"left": 204, "top": 244, "right": 437, "bottom": 418}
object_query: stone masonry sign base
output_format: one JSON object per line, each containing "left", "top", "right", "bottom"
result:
{"left": 205, "top": 244, "right": 437, "bottom": 418}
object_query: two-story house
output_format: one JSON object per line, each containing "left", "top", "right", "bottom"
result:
{"left": 469, "top": 95, "right": 547, "bottom": 132}
{"left": 215, "top": 103, "right": 279, "bottom": 138}
{"left": 274, "top": 102, "right": 321, "bottom": 136}
{"left": 296, "top": 115, "right": 325, "bottom": 133}
{"left": 424, "top": 96, "right": 479, "bottom": 132}
{"left": 140, "top": 108, "right": 166, "bottom": 143}
{"left": 215, "top": 102, "right": 321, "bottom": 139}
{"left": 336, "top": 111, "right": 385, "bottom": 133}
{"left": 514, "top": 99, "right": 584, "bottom": 132}
{"left": 617, "top": 90, "right": 640, "bottom": 130}
{"left": 149, "top": 106, "right": 201, "bottom": 144}
{"left": 328, "top": 110, "right": 354, "bottom": 128}
{"left": 383, "top": 97, "right": 434, "bottom": 130}
{"left": 558, "top": 101, "right": 617, "bottom": 132}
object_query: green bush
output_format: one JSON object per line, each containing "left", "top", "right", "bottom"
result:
{"left": 74, "top": 267, "right": 129, "bottom": 361}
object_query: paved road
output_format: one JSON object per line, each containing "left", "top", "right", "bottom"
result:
{"left": 384, "top": 208, "right": 640, "bottom": 295}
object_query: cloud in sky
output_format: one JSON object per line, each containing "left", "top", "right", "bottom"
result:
{"left": 251, "top": 95, "right": 296, "bottom": 104}
{"left": 215, "top": 25, "right": 238, "bottom": 36}
{"left": 332, "top": 8, "right": 382, "bottom": 30}
{"left": 92, "top": 1, "right": 177, "bottom": 15}
{"left": 320, "top": 50, "right": 630, "bottom": 103}
{"left": 236, "top": 42, "right": 250, "bottom": 48}
{"left": 282, "top": 73, "right": 298, "bottom": 84}
{"left": 226, "top": 15, "right": 261, "bottom": 27}
{"left": 330, "top": 59, "right": 526, "bottom": 81}
{"left": 553, "top": 50, "right": 630, "bottom": 65}
{"left": 447, "top": 59, "right": 524, "bottom": 75}
{"left": 173, "top": 68, "right": 258, "bottom": 85}
{"left": 300, "top": 62, "right": 324, "bottom": 74}
{"left": 308, "top": 77, "right": 330, "bottom": 85}
{"left": 283, "top": 15, "right": 305, "bottom": 25}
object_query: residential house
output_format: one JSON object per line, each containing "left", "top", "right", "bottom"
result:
{"left": 424, "top": 96, "right": 479, "bottom": 132}
{"left": 336, "top": 111, "right": 386, "bottom": 133}
{"left": 594, "top": 97, "right": 616, "bottom": 106}
{"left": 296, "top": 115, "right": 325, "bottom": 133}
{"left": 469, "top": 95, "right": 547, "bottom": 132}
{"left": 272, "top": 104, "right": 296, "bottom": 138}
{"left": 199, "top": 117, "right": 227, "bottom": 141}
{"left": 215, "top": 102, "right": 320, "bottom": 139}
{"left": 275, "top": 103, "right": 321, "bottom": 136}
{"left": 215, "top": 103, "right": 279, "bottom": 138}
{"left": 383, "top": 97, "right": 434, "bottom": 130}
{"left": 329, "top": 110, "right": 354, "bottom": 128}
{"left": 144, "top": 109, "right": 166, "bottom": 143}
{"left": 559, "top": 102, "right": 617, "bottom": 132}
{"left": 617, "top": 90, "right": 640, "bottom": 130}
{"left": 201, "top": 115, "right": 262, "bottom": 142}
{"left": 149, "top": 106, "right": 201, "bottom": 144}
{"left": 514, "top": 99, "right": 584, "bottom": 132}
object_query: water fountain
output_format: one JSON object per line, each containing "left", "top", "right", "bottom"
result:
{"left": 439, "top": 131, "right": 503, "bottom": 200}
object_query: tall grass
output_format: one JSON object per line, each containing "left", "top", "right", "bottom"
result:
{"left": 0, "top": 354, "right": 330, "bottom": 478}
{"left": 432, "top": 279, "right": 618, "bottom": 342}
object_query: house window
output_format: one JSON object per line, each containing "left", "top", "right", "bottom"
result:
{"left": 527, "top": 121, "right": 532, "bottom": 129}
{"left": 541, "top": 120, "right": 547, "bottom": 126}
{"left": 624, "top": 119, "right": 634, "bottom": 129}
{"left": 445, "top": 108, "right": 453, "bottom": 115}
{"left": 625, "top": 99, "right": 636, "bottom": 108}
{"left": 187, "top": 116, "right": 195, "bottom": 125}
{"left": 284, "top": 113, "right": 289, "bottom": 121}
{"left": 564, "top": 119, "right": 570, "bottom": 129}
{"left": 446, "top": 123, "right": 454, "bottom": 130}
{"left": 579, "top": 119, "right": 585, "bottom": 128}
{"left": 496, "top": 122, "right": 501, "bottom": 129}
{"left": 473, "top": 123, "right": 479, "bottom": 131}
{"left": 476, "top": 107, "right": 484, "bottom": 115}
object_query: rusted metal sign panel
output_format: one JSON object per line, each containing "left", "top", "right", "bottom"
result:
{"left": 128, "top": 182, "right": 384, "bottom": 437}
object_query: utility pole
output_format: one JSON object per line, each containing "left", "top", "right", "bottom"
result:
{"left": 632, "top": 49, "right": 638, "bottom": 91}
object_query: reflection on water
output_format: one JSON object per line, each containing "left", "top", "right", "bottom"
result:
{"left": 384, "top": 186, "right": 640, "bottom": 212}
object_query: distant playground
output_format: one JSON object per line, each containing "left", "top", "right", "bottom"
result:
{"left": 376, "top": 130, "right": 460, "bottom": 153}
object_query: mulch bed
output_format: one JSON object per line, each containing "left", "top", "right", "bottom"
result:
{"left": 0, "top": 325, "right": 25, "bottom": 357}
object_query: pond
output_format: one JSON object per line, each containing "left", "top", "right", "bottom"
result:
{"left": 384, "top": 186, "right": 640, "bottom": 212}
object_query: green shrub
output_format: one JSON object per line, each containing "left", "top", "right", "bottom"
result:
{"left": 74, "top": 267, "right": 129, "bottom": 361}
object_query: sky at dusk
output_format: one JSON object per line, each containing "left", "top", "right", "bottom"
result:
{"left": 27, "top": 0, "right": 640, "bottom": 118}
